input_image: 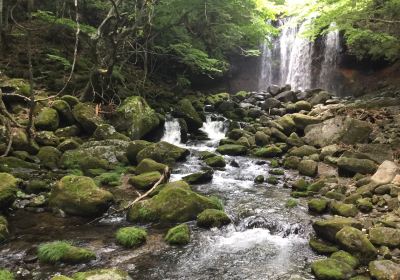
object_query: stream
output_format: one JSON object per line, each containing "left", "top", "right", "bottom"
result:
{"left": 0, "top": 115, "right": 319, "bottom": 280}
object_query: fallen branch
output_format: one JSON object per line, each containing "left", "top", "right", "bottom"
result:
{"left": 87, "top": 166, "right": 170, "bottom": 225}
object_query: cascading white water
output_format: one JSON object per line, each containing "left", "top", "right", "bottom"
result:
{"left": 200, "top": 115, "right": 227, "bottom": 144}
{"left": 259, "top": 18, "right": 340, "bottom": 93}
{"left": 161, "top": 118, "right": 181, "bottom": 145}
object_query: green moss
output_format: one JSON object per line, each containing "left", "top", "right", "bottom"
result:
{"left": 136, "top": 141, "right": 189, "bottom": 165}
{"left": 115, "top": 227, "right": 147, "bottom": 248}
{"left": 292, "top": 178, "right": 309, "bottom": 191}
{"left": 308, "top": 198, "right": 328, "bottom": 213}
{"left": 72, "top": 103, "right": 104, "bottom": 134}
{"left": 35, "top": 107, "right": 60, "bottom": 131}
{"left": 26, "top": 179, "right": 50, "bottom": 194}
{"left": 291, "top": 191, "right": 312, "bottom": 198}
{"left": 0, "top": 269, "right": 14, "bottom": 280}
{"left": 135, "top": 159, "right": 167, "bottom": 175}
{"left": 2, "top": 78, "right": 31, "bottom": 96}
{"left": 266, "top": 176, "right": 279, "bottom": 185}
{"left": 50, "top": 276, "right": 73, "bottom": 280}
{"left": 94, "top": 172, "right": 122, "bottom": 187}
{"left": 269, "top": 159, "right": 279, "bottom": 168}
{"left": 165, "top": 224, "right": 190, "bottom": 245}
{"left": 126, "top": 140, "right": 152, "bottom": 164}
{"left": 129, "top": 171, "right": 162, "bottom": 190}
{"left": 309, "top": 238, "right": 339, "bottom": 255}
{"left": 284, "top": 156, "right": 301, "bottom": 169}
{"left": 331, "top": 250, "right": 359, "bottom": 269}
{"left": 285, "top": 198, "right": 298, "bottom": 208}
{"left": 0, "top": 215, "right": 9, "bottom": 242}
{"left": 37, "top": 146, "right": 62, "bottom": 170}
{"left": 311, "top": 258, "right": 354, "bottom": 280}
{"left": 0, "top": 173, "right": 19, "bottom": 210}
{"left": 269, "top": 169, "right": 284, "bottom": 176}
{"left": 331, "top": 202, "right": 359, "bottom": 217}
{"left": 72, "top": 269, "right": 129, "bottom": 280}
{"left": 254, "top": 145, "right": 282, "bottom": 158}
{"left": 216, "top": 144, "right": 247, "bottom": 156}
{"left": 204, "top": 156, "right": 226, "bottom": 168}
{"left": 254, "top": 175, "right": 265, "bottom": 183}
{"left": 197, "top": 209, "right": 231, "bottom": 228}
{"left": 37, "top": 241, "right": 95, "bottom": 264}
{"left": 307, "top": 179, "right": 326, "bottom": 193}
{"left": 61, "top": 95, "right": 79, "bottom": 107}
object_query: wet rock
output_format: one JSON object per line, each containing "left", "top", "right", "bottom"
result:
{"left": 183, "top": 169, "right": 213, "bottom": 185}
{"left": 0, "top": 173, "right": 19, "bottom": 210}
{"left": 275, "top": 90, "right": 297, "bottom": 103}
{"left": 304, "top": 116, "right": 372, "bottom": 147}
{"left": 371, "top": 160, "right": 399, "bottom": 186}
{"left": 197, "top": 209, "right": 231, "bottom": 228}
{"left": 331, "top": 250, "right": 360, "bottom": 269}
{"left": 369, "top": 227, "right": 400, "bottom": 247}
{"left": 369, "top": 260, "right": 400, "bottom": 280}
{"left": 93, "top": 124, "right": 130, "bottom": 141}
{"left": 72, "top": 103, "right": 104, "bottom": 134}
{"left": 37, "top": 146, "right": 62, "bottom": 170}
{"left": 136, "top": 141, "right": 189, "bottom": 165}
{"left": 254, "top": 145, "right": 283, "bottom": 158}
{"left": 127, "top": 181, "right": 221, "bottom": 224}
{"left": 165, "top": 224, "right": 190, "bottom": 245}
{"left": 311, "top": 258, "right": 354, "bottom": 280}
{"left": 112, "top": 96, "right": 160, "bottom": 139}
{"left": 37, "top": 241, "right": 95, "bottom": 264}
{"left": 115, "top": 227, "right": 147, "bottom": 248}
{"left": 217, "top": 144, "right": 247, "bottom": 156}
{"left": 175, "top": 98, "right": 203, "bottom": 131}
{"left": 298, "top": 159, "right": 318, "bottom": 177}
{"left": 255, "top": 131, "right": 270, "bottom": 146}
{"left": 336, "top": 226, "right": 377, "bottom": 264}
{"left": 35, "top": 107, "right": 60, "bottom": 131}
{"left": 313, "top": 217, "right": 362, "bottom": 243}
{"left": 330, "top": 202, "right": 359, "bottom": 217}
{"left": 126, "top": 140, "right": 152, "bottom": 165}
{"left": 338, "top": 157, "right": 377, "bottom": 176}
{"left": 309, "top": 238, "right": 339, "bottom": 254}
{"left": 72, "top": 268, "right": 130, "bottom": 280}
{"left": 49, "top": 175, "right": 113, "bottom": 217}
{"left": 356, "top": 144, "right": 394, "bottom": 164}
{"left": 261, "top": 98, "right": 281, "bottom": 110}
{"left": 289, "top": 145, "right": 319, "bottom": 157}
{"left": 204, "top": 156, "right": 226, "bottom": 168}
{"left": 355, "top": 198, "right": 373, "bottom": 213}
{"left": 129, "top": 171, "right": 162, "bottom": 190}
{"left": 308, "top": 198, "right": 328, "bottom": 213}
{"left": 227, "top": 129, "right": 252, "bottom": 141}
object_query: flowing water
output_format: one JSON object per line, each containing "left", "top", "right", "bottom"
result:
{"left": 0, "top": 116, "right": 318, "bottom": 279}
{"left": 259, "top": 18, "right": 341, "bottom": 93}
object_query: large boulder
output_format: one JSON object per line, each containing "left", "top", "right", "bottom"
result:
{"left": 93, "top": 124, "right": 130, "bottom": 141}
{"left": 136, "top": 158, "right": 167, "bottom": 175}
{"left": 174, "top": 99, "right": 203, "bottom": 131}
{"left": 335, "top": 226, "right": 377, "bottom": 264}
{"left": 126, "top": 140, "right": 152, "bottom": 165}
{"left": 49, "top": 175, "right": 113, "bottom": 217}
{"left": 129, "top": 171, "right": 162, "bottom": 190}
{"left": 369, "top": 260, "right": 400, "bottom": 280}
{"left": 337, "top": 157, "right": 377, "bottom": 175}
{"left": 35, "top": 107, "right": 60, "bottom": 131}
{"left": 368, "top": 227, "right": 400, "bottom": 247}
{"left": 291, "top": 113, "right": 321, "bottom": 130}
{"left": 304, "top": 116, "right": 372, "bottom": 147}
{"left": 371, "top": 160, "right": 399, "bottom": 186}
{"left": 216, "top": 144, "right": 247, "bottom": 156}
{"left": 298, "top": 159, "right": 318, "bottom": 177}
{"left": 37, "top": 146, "right": 62, "bottom": 170}
{"left": 311, "top": 258, "right": 354, "bottom": 280}
{"left": 313, "top": 217, "right": 362, "bottom": 243}
{"left": 112, "top": 96, "right": 160, "bottom": 140}
{"left": 275, "top": 115, "right": 296, "bottom": 135}
{"left": 0, "top": 173, "right": 19, "bottom": 210}
{"left": 136, "top": 141, "right": 189, "bottom": 164}
{"left": 196, "top": 209, "right": 230, "bottom": 228}
{"left": 127, "top": 180, "right": 221, "bottom": 224}
{"left": 72, "top": 103, "right": 104, "bottom": 134}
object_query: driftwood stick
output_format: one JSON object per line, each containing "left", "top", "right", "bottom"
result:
{"left": 87, "top": 167, "right": 170, "bottom": 225}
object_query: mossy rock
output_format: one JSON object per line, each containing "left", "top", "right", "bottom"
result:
{"left": 216, "top": 144, "right": 247, "bottom": 156}
{"left": 289, "top": 145, "right": 319, "bottom": 157}
{"left": 0, "top": 215, "right": 9, "bottom": 242}
{"left": 127, "top": 181, "right": 221, "bottom": 224}
{"left": 0, "top": 157, "right": 39, "bottom": 173}
{"left": 331, "top": 250, "right": 359, "bottom": 269}
{"left": 126, "top": 140, "right": 152, "bottom": 164}
{"left": 0, "top": 173, "right": 19, "bottom": 210}
{"left": 72, "top": 269, "right": 130, "bottom": 280}
{"left": 11, "top": 128, "right": 39, "bottom": 154}
{"left": 335, "top": 226, "right": 377, "bottom": 264}
{"left": 129, "top": 171, "right": 162, "bottom": 190}
{"left": 204, "top": 156, "right": 226, "bottom": 168}
{"left": 165, "top": 224, "right": 190, "bottom": 245}
{"left": 330, "top": 202, "right": 359, "bottom": 218}
{"left": 72, "top": 103, "right": 104, "bottom": 134}
{"left": 197, "top": 209, "right": 231, "bottom": 228}
{"left": 308, "top": 179, "right": 326, "bottom": 192}
{"left": 368, "top": 227, "right": 400, "bottom": 248}
{"left": 51, "top": 100, "right": 75, "bottom": 125}
{"left": 269, "top": 169, "right": 284, "bottom": 176}
{"left": 112, "top": 96, "right": 160, "bottom": 140}
{"left": 0, "top": 269, "right": 14, "bottom": 280}
{"left": 51, "top": 276, "right": 73, "bottom": 280}
{"left": 26, "top": 179, "right": 51, "bottom": 194}
{"left": 61, "top": 95, "right": 79, "bottom": 107}
{"left": 35, "top": 131, "right": 60, "bottom": 146}
{"left": 115, "top": 227, "right": 147, "bottom": 248}
{"left": 37, "top": 146, "right": 62, "bottom": 170}
{"left": 285, "top": 198, "right": 298, "bottom": 208}
{"left": 313, "top": 217, "right": 362, "bottom": 243}
{"left": 136, "top": 158, "right": 167, "bottom": 175}
{"left": 292, "top": 178, "right": 309, "bottom": 192}
{"left": 55, "top": 125, "right": 81, "bottom": 138}
{"left": 254, "top": 175, "right": 264, "bottom": 184}
{"left": 37, "top": 241, "right": 95, "bottom": 264}
{"left": 294, "top": 100, "right": 312, "bottom": 111}
{"left": 136, "top": 141, "right": 189, "bottom": 165}
{"left": 284, "top": 156, "right": 301, "bottom": 169}
{"left": 298, "top": 159, "right": 318, "bottom": 177}
{"left": 309, "top": 238, "right": 339, "bottom": 255}
{"left": 49, "top": 175, "right": 113, "bottom": 217}
{"left": 93, "top": 124, "right": 129, "bottom": 141}
{"left": 311, "top": 258, "right": 354, "bottom": 280}
{"left": 308, "top": 198, "right": 328, "bottom": 213}
{"left": 368, "top": 260, "right": 400, "bottom": 280}
{"left": 175, "top": 99, "right": 203, "bottom": 131}
{"left": 266, "top": 176, "right": 279, "bottom": 185}
{"left": 35, "top": 107, "right": 60, "bottom": 131}
{"left": 57, "top": 139, "right": 81, "bottom": 152}
{"left": 337, "top": 157, "right": 377, "bottom": 176}
{"left": 206, "top": 92, "right": 230, "bottom": 106}
{"left": 275, "top": 115, "right": 296, "bottom": 135}
{"left": 199, "top": 151, "right": 217, "bottom": 160}
{"left": 254, "top": 145, "right": 283, "bottom": 158}
{"left": 94, "top": 172, "right": 122, "bottom": 187}
{"left": 183, "top": 169, "right": 213, "bottom": 185}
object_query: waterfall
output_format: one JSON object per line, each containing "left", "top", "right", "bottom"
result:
{"left": 200, "top": 115, "right": 227, "bottom": 145}
{"left": 259, "top": 19, "right": 340, "bottom": 93}
{"left": 161, "top": 117, "right": 181, "bottom": 145}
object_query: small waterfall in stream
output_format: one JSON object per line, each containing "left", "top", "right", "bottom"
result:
{"left": 200, "top": 115, "right": 227, "bottom": 144}
{"left": 259, "top": 18, "right": 341, "bottom": 93}
{"left": 161, "top": 117, "right": 181, "bottom": 145}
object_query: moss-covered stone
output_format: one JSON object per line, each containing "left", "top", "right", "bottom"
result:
{"left": 311, "top": 258, "right": 354, "bottom": 280}
{"left": 254, "top": 145, "right": 283, "bottom": 158}
{"left": 275, "top": 115, "right": 296, "bottom": 135}
{"left": 51, "top": 276, "right": 73, "bottom": 280}
{"left": 136, "top": 141, "right": 189, "bottom": 164}
{"left": 289, "top": 145, "right": 319, "bottom": 157}
{"left": 355, "top": 198, "right": 373, "bottom": 213}
{"left": 127, "top": 181, "right": 221, "bottom": 224}
{"left": 93, "top": 124, "right": 130, "bottom": 141}
{"left": 35, "top": 107, "right": 60, "bottom": 131}
{"left": 35, "top": 131, "right": 60, "bottom": 146}
{"left": 37, "top": 146, "right": 62, "bottom": 170}
{"left": 113, "top": 96, "right": 160, "bottom": 139}
{"left": 61, "top": 95, "right": 79, "bottom": 107}
{"left": 292, "top": 178, "right": 309, "bottom": 191}
{"left": 204, "top": 156, "right": 226, "bottom": 168}
{"left": 72, "top": 269, "right": 130, "bottom": 280}
{"left": 0, "top": 269, "right": 14, "bottom": 280}
{"left": 313, "top": 217, "right": 362, "bottom": 243}
{"left": 26, "top": 179, "right": 50, "bottom": 194}
{"left": 308, "top": 179, "right": 326, "bottom": 193}
{"left": 37, "top": 241, "right": 95, "bottom": 264}
{"left": 285, "top": 198, "right": 298, "bottom": 208}
{"left": 206, "top": 92, "right": 230, "bottom": 106}
{"left": 129, "top": 171, "right": 162, "bottom": 190}
{"left": 11, "top": 128, "right": 39, "bottom": 154}
{"left": 294, "top": 100, "right": 312, "bottom": 111}
{"left": 126, "top": 140, "right": 152, "bottom": 164}
{"left": 136, "top": 159, "right": 167, "bottom": 175}
{"left": 266, "top": 176, "right": 279, "bottom": 185}
{"left": 49, "top": 175, "right": 113, "bottom": 217}
{"left": 216, "top": 144, "right": 247, "bottom": 156}
{"left": 309, "top": 238, "right": 339, "bottom": 254}
{"left": 269, "top": 169, "right": 284, "bottom": 176}
{"left": 331, "top": 251, "right": 359, "bottom": 269}
{"left": 55, "top": 125, "right": 81, "bottom": 138}
{"left": 284, "top": 156, "right": 301, "bottom": 169}
{"left": 369, "top": 260, "right": 400, "bottom": 280}
{"left": 57, "top": 139, "right": 81, "bottom": 152}
{"left": 0, "top": 215, "right": 9, "bottom": 242}
{"left": 368, "top": 227, "right": 400, "bottom": 247}
{"left": 298, "top": 159, "right": 318, "bottom": 177}
{"left": 197, "top": 209, "right": 231, "bottom": 228}
{"left": 183, "top": 169, "right": 213, "bottom": 185}
{"left": 291, "top": 113, "right": 321, "bottom": 130}
{"left": 72, "top": 103, "right": 104, "bottom": 134}
{"left": 165, "top": 224, "right": 190, "bottom": 245}
{"left": 0, "top": 156, "right": 39, "bottom": 172}
{"left": 175, "top": 99, "right": 203, "bottom": 131}
{"left": 254, "top": 175, "right": 265, "bottom": 184}
{"left": 335, "top": 226, "right": 377, "bottom": 264}
{"left": 330, "top": 202, "right": 359, "bottom": 217}
{"left": 51, "top": 100, "right": 75, "bottom": 125}
{"left": 0, "top": 173, "right": 19, "bottom": 210}
{"left": 308, "top": 198, "right": 328, "bottom": 213}
{"left": 115, "top": 227, "right": 147, "bottom": 248}
{"left": 337, "top": 157, "right": 377, "bottom": 176}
